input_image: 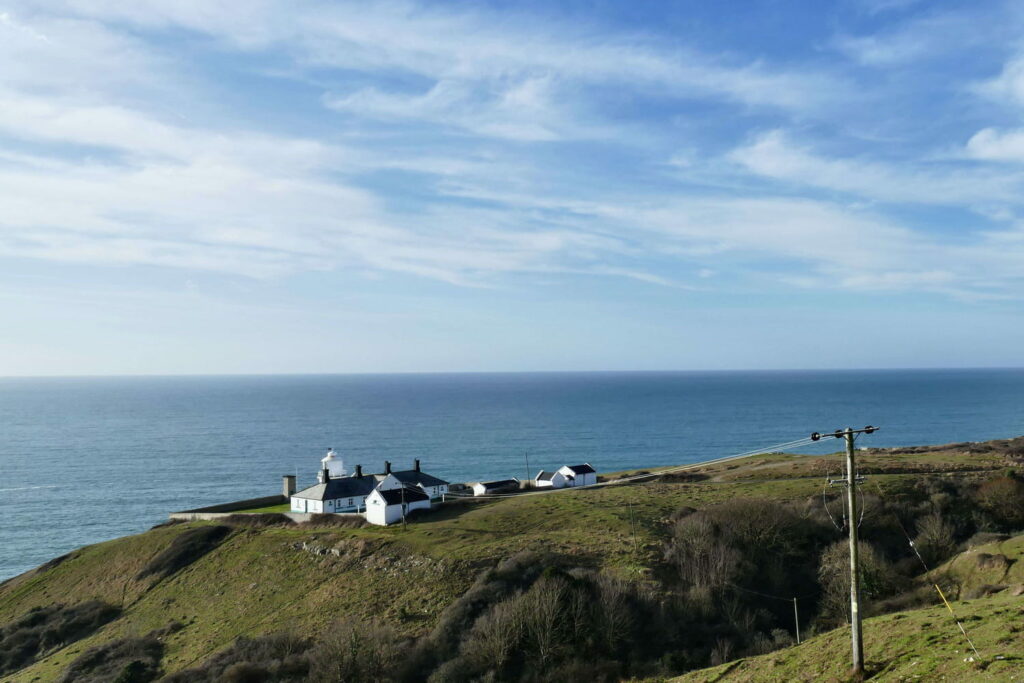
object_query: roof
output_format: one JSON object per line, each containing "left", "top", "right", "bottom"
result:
{"left": 390, "top": 469, "right": 450, "bottom": 488}
{"left": 291, "top": 475, "right": 378, "bottom": 501}
{"left": 373, "top": 486, "right": 430, "bottom": 505}
{"left": 564, "top": 463, "right": 596, "bottom": 474}
{"left": 475, "top": 479, "right": 519, "bottom": 490}
{"left": 535, "top": 470, "right": 559, "bottom": 481}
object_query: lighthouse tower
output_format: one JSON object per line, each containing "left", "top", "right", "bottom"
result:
{"left": 318, "top": 447, "right": 347, "bottom": 482}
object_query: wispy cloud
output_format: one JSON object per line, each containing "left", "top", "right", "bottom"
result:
{"left": 2, "top": 0, "right": 1024, "bottom": 308}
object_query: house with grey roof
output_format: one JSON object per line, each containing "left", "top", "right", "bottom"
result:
{"left": 290, "top": 455, "right": 449, "bottom": 518}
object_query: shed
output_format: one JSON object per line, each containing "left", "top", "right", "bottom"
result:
{"left": 558, "top": 463, "right": 597, "bottom": 487}
{"left": 365, "top": 485, "right": 431, "bottom": 526}
{"left": 471, "top": 479, "right": 520, "bottom": 496}
{"left": 534, "top": 470, "right": 567, "bottom": 489}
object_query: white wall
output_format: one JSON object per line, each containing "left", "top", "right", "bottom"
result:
{"left": 366, "top": 499, "right": 403, "bottom": 525}
{"left": 537, "top": 472, "right": 566, "bottom": 489}
{"left": 377, "top": 474, "right": 402, "bottom": 491}
{"left": 366, "top": 493, "right": 432, "bottom": 525}
{"left": 558, "top": 467, "right": 596, "bottom": 487}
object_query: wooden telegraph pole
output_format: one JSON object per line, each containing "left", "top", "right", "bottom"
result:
{"left": 810, "top": 425, "right": 877, "bottom": 677}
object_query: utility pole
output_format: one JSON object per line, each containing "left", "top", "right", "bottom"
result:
{"left": 401, "top": 486, "right": 407, "bottom": 530}
{"left": 628, "top": 499, "right": 639, "bottom": 554}
{"left": 810, "top": 425, "right": 877, "bottom": 677}
{"left": 525, "top": 452, "right": 531, "bottom": 487}
{"left": 793, "top": 597, "right": 801, "bottom": 644}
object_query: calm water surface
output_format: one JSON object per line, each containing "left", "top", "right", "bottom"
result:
{"left": 2, "top": 369, "right": 1023, "bottom": 580}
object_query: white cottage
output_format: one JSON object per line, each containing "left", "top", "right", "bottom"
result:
{"left": 290, "top": 465, "right": 378, "bottom": 513}
{"left": 534, "top": 470, "right": 567, "bottom": 489}
{"left": 290, "top": 454, "right": 449, "bottom": 522}
{"left": 471, "top": 479, "right": 520, "bottom": 496}
{"left": 558, "top": 463, "right": 597, "bottom": 487}
{"left": 366, "top": 485, "right": 431, "bottom": 525}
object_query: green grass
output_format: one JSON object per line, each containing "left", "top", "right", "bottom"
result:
{"left": 670, "top": 592, "right": 1024, "bottom": 682}
{"left": 1, "top": 438, "right": 1020, "bottom": 681}
{"left": 229, "top": 503, "right": 290, "bottom": 513}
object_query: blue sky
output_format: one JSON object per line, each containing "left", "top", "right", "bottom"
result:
{"left": 2, "top": 0, "right": 1024, "bottom": 374}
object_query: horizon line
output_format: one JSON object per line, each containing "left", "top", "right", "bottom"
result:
{"left": 2, "top": 365, "right": 1023, "bottom": 380}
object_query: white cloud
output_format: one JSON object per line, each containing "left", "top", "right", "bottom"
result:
{"left": 965, "top": 127, "right": 1024, "bottom": 163}
{"left": 2, "top": 0, "right": 1023, "bottom": 305}
{"left": 22, "top": 0, "right": 844, "bottom": 113}
{"left": 975, "top": 56, "right": 1024, "bottom": 107}
{"left": 730, "top": 130, "right": 1024, "bottom": 205}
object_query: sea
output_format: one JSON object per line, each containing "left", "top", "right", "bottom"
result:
{"left": 2, "top": 369, "right": 1023, "bottom": 581}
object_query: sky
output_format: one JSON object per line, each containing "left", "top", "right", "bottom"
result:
{"left": 2, "top": 0, "right": 1024, "bottom": 375}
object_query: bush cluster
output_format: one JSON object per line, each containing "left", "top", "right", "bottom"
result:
{"left": 0, "top": 601, "right": 119, "bottom": 675}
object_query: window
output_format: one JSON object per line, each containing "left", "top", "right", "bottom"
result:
{"left": 348, "top": 498, "right": 354, "bottom": 506}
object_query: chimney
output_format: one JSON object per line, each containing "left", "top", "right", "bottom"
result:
{"left": 323, "top": 468, "right": 331, "bottom": 482}
{"left": 414, "top": 458, "right": 421, "bottom": 472}
{"left": 355, "top": 464, "right": 363, "bottom": 478}
{"left": 282, "top": 475, "right": 296, "bottom": 498}
{"left": 384, "top": 460, "right": 392, "bottom": 475}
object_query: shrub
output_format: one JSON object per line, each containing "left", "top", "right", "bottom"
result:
{"left": 913, "top": 512, "right": 957, "bottom": 567}
{"left": 162, "top": 632, "right": 311, "bottom": 682}
{"left": 307, "top": 619, "right": 407, "bottom": 682}
{"left": 817, "top": 540, "right": 899, "bottom": 626}
{"left": 300, "top": 515, "right": 366, "bottom": 529}
{"left": 221, "top": 514, "right": 295, "bottom": 528}
{"left": 60, "top": 633, "right": 164, "bottom": 683}
{"left": 974, "top": 477, "right": 1024, "bottom": 531}
{"left": 0, "top": 601, "right": 120, "bottom": 675}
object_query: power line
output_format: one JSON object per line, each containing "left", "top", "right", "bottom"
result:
{"left": 445, "top": 434, "right": 828, "bottom": 500}
{"left": 868, "top": 480, "right": 982, "bottom": 661}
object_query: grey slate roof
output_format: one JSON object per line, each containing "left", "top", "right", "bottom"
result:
{"left": 565, "top": 463, "right": 596, "bottom": 474}
{"left": 477, "top": 479, "right": 519, "bottom": 490}
{"left": 375, "top": 486, "right": 430, "bottom": 505}
{"left": 390, "top": 469, "right": 450, "bottom": 488}
{"left": 536, "top": 470, "right": 558, "bottom": 481}
{"left": 291, "top": 475, "right": 378, "bottom": 501}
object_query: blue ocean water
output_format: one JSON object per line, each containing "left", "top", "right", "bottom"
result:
{"left": 2, "top": 369, "right": 1023, "bottom": 581}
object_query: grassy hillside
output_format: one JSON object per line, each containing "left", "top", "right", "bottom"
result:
{"left": 671, "top": 591, "right": 1024, "bottom": 682}
{"left": 0, "top": 438, "right": 1021, "bottom": 681}
{"left": 669, "top": 509, "right": 1024, "bottom": 681}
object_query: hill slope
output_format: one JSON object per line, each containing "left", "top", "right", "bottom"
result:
{"left": 0, "top": 438, "right": 1020, "bottom": 681}
{"left": 672, "top": 591, "right": 1024, "bottom": 682}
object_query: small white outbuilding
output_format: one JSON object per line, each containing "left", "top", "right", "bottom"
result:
{"left": 365, "top": 485, "right": 431, "bottom": 526}
{"left": 558, "top": 463, "right": 597, "bottom": 487}
{"left": 534, "top": 470, "right": 567, "bottom": 489}
{"left": 471, "top": 479, "right": 520, "bottom": 496}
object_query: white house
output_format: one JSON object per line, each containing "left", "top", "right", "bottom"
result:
{"left": 534, "top": 470, "right": 567, "bottom": 489}
{"left": 558, "top": 464, "right": 597, "bottom": 487}
{"left": 290, "top": 466, "right": 377, "bottom": 514}
{"left": 471, "top": 479, "right": 520, "bottom": 496}
{"left": 290, "top": 455, "right": 449, "bottom": 522}
{"left": 365, "top": 485, "right": 431, "bottom": 526}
